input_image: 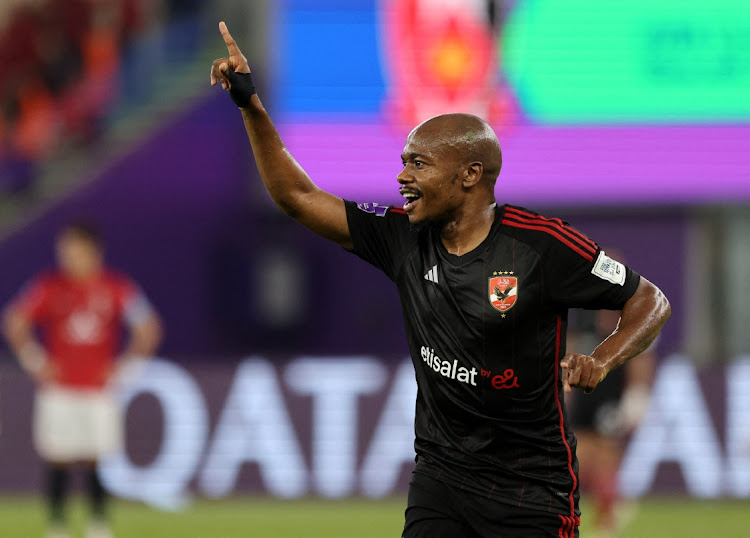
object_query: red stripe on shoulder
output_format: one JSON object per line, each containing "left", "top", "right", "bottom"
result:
{"left": 505, "top": 207, "right": 597, "bottom": 254}
{"left": 388, "top": 207, "right": 407, "bottom": 214}
{"left": 501, "top": 219, "right": 595, "bottom": 262}
{"left": 505, "top": 207, "right": 597, "bottom": 253}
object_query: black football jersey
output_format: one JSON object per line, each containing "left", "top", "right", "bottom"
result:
{"left": 344, "top": 201, "right": 640, "bottom": 517}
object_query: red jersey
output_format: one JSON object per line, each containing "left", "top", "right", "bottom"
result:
{"left": 12, "top": 270, "right": 152, "bottom": 389}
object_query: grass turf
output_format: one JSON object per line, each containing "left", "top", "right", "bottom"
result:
{"left": 0, "top": 496, "right": 748, "bottom": 537}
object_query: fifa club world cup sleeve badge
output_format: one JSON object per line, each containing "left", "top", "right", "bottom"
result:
{"left": 489, "top": 272, "right": 518, "bottom": 315}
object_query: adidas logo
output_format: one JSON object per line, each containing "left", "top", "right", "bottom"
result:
{"left": 424, "top": 264, "right": 439, "bottom": 284}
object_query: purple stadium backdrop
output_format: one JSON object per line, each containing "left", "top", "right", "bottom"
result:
{"left": 0, "top": 93, "right": 687, "bottom": 360}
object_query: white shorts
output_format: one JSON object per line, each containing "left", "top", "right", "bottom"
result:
{"left": 33, "top": 386, "right": 123, "bottom": 463}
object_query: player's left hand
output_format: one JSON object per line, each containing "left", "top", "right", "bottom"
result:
{"left": 210, "top": 21, "right": 251, "bottom": 89}
{"left": 560, "top": 353, "right": 609, "bottom": 394}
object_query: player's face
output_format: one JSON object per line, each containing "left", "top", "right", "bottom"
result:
{"left": 56, "top": 233, "right": 103, "bottom": 279}
{"left": 398, "top": 130, "right": 464, "bottom": 224}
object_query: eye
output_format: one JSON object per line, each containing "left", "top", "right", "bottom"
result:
{"left": 414, "top": 160, "right": 424, "bottom": 168}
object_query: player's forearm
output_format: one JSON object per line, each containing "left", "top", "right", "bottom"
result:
{"left": 3, "top": 310, "right": 34, "bottom": 355}
{"left": 121, "top": 317, "right": 162, "bottom": 361}
{"left": 591, "top": 278, "right": 670, "bottom": 372}
{"left": 2, "top": 310, "right": 48, "bottom": 373}
{"left": 240, "top": 96, "right": 321, "bottom": 218}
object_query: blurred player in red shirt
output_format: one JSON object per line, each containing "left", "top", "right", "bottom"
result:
{"left": 2, "top": 221, "right": 162, "bottom": 538}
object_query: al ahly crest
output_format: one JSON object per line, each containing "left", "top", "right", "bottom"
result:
{"left": 488, "top": 272, "right": 518, "bottom": 313}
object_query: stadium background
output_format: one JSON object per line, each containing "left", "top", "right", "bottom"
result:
{"left": 0, "top": 0, "right": 749, "bottom": 536}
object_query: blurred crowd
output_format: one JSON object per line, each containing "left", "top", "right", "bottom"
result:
{"left": 0, "top": 0, "right": 204, "bottom": 195}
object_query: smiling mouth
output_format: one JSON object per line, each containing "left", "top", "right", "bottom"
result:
{"left": 402, "top": 192, "right": 422, "bottom": 211}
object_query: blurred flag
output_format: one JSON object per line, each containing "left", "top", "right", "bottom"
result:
{"left": 381, "top": 0, "right": 518, "bottom": 128}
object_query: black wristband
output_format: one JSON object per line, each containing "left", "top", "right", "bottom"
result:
{"left": 226, "top": 71, "right": 256, "bottom": 108}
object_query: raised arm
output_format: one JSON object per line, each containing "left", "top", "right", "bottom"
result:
{"left": 210, "top": 22, "right": 352, "bottom": 249}
{"left": 561, "top": 277, "right": 671, "bottom": 393}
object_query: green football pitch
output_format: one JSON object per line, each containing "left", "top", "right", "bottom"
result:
{"left": 1, "top": 496, "right": 748, "bottom": 537}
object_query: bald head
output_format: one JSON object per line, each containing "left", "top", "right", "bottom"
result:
{"left": 408, "top": 113, "right": 503, "bottom": 189}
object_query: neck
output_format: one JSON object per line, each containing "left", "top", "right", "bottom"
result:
{"left": 65, "top": 268, "right": 102, "bottom": 282}
{"left": 440, "top": 201, "right": 497, "bottom": 256}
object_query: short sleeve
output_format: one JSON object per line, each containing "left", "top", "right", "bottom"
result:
{"left": 116, "top": 277, "right": 155, "bottom": 327}
{"left": 344, "top": 200, "right": 412, "bottom": 281}
{"left": 544, "top": 244, "right": 640, "bottom": 311}
{"left": 11, "top": 277, "right": 51, "bottom": 323}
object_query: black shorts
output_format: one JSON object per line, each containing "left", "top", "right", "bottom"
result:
{"left": 403, "top": 472, "right": 579, "bottom": 538}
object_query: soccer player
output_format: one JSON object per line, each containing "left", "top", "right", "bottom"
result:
{"left": 210, "top": 22, "right": 670, "bottom": 537}
{"left": 2, "top": 222, "right": 162, "bottom": 538}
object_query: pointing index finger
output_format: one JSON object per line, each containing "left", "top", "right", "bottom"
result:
{"left": 219, "top": 21, "right": 241, "bottom": 56}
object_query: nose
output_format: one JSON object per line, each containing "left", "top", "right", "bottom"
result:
{"left": 397, "top": 165, "right": 412, "bottom": 185}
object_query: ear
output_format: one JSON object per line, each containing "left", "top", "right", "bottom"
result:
{"left": 462, "top": 162, "right": 483, "bottom": 188}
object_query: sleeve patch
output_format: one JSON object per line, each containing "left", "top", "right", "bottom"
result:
{"left": 356, "top": 202, "right": 388, "bottom": 217}
{"left": 591, "top": 250, "right": 626, "bottom": 286}
{"left": 123, "top": 293, "right": 155, "bottom": 327}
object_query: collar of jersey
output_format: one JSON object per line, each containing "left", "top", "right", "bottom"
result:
{"left": 435, "top": 205, "right": 506, "bottom": 266}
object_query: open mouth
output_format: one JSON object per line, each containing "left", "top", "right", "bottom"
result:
{"left": 402, "top": 191, "right": 422, "bottom": 211}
